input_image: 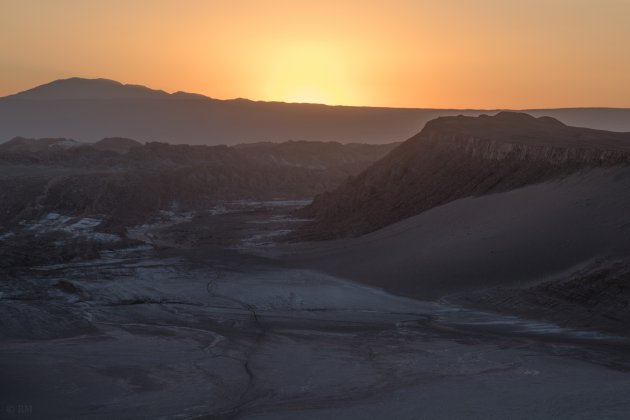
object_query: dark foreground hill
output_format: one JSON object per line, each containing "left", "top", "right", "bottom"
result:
{"left": 2, "top": 78, "right": 630, "bottom": 144}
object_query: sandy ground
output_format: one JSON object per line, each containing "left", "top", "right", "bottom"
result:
{"left": 2, "top": 197, "right": 630, "bottom": 419}
{"left": 286, "top": 167, "right": 630, "bottom": 300}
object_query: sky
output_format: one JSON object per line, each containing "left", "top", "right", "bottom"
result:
{"left": 1, "top": 0, "right": 629, "bottom": 108}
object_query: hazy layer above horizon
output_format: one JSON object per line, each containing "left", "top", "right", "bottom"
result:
{"left": 1, "top": 78, "right": 630, "bottom": 145}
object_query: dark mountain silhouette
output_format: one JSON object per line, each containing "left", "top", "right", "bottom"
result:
{"left": 298, "top": 112, "right": 630, "bottom": 239}
{"left": 2, "top": 78, "right": 630, "bottom": 145}
{"left": 9, "top": 78, "right": 169, "bottom": 100}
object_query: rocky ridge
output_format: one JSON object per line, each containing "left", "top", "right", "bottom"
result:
{"left": 0, "top": 139, "right": 397, "bottom": 230}
{"left": 298, "top": 112, "right": 630, "bottom": 239}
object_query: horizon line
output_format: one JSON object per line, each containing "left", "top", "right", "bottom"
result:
{"left": 2, "top": 77, "right": 630, "bottom": 111}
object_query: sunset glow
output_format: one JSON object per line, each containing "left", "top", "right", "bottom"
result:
{"left": 2, "top": 0, "right": 630, "bottom": 108}
{"left": 258, "top": 40, "right": 364, "bottom": 105}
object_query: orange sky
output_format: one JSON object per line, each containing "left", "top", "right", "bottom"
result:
{"left": 2, "top": 0, "right": 629, "bottom": 108}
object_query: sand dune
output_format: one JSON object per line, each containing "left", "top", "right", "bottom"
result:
{"left": 290, "top": 167, "right": 630, "bottom": 300}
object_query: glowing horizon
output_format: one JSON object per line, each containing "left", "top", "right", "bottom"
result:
{"left": 2, "top": 0, "right": 630, "bottom": 109}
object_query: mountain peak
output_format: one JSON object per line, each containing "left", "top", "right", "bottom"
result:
{"left": 9, "top": 77, "right": 170, "bottom": 100}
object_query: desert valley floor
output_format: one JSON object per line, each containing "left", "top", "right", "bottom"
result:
{"left": 3, "top": 200, "right": 630, "bottom": 419}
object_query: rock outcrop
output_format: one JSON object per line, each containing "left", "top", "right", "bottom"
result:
{"left": 298, "top": 112, "right": 630, "bottom": 239}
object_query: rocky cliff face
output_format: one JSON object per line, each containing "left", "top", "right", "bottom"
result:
{"left": 298, "top": 112, "right": 630, "bottom": 239}
{"left": 426, "top": 134, "right": 630, "bottom": 164}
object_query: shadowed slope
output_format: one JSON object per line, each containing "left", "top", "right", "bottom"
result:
{"left": 291, "top": 168, "right": 630, "bottom": 299}
{"left": 298, "top": 112, "right": 630, "bottom": 239}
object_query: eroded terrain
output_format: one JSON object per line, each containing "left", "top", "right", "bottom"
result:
{"left": 2, "top": 202, "right": 630, "bottom": 419}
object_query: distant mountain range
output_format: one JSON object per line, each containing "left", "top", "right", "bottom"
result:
{"left": 0, "top": 136, "right": 143, "bottom": 154}
{"left": 1, "top": 77, "right": 630, "bottom": 145}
